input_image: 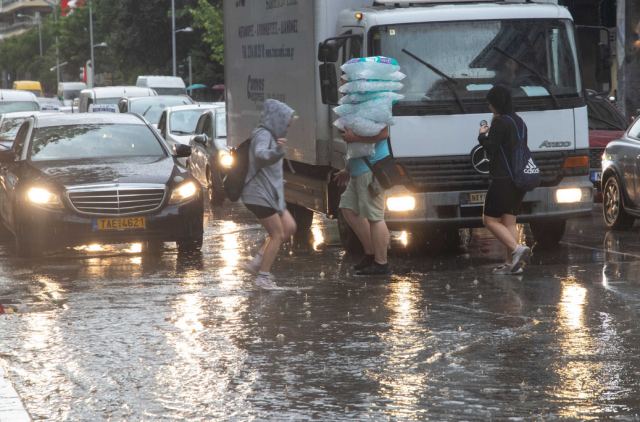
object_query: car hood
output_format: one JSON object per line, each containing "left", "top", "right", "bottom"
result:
{"left": 30, "top": 156, "right": 179, "bottom": 187}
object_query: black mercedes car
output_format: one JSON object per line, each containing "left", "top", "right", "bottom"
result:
{"left": 0, "top": 113, "right": 204, "bottom": 256}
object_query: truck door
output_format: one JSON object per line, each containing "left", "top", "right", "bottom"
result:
{"left": 332, "top": 29, "right": 364, "bottom": 142}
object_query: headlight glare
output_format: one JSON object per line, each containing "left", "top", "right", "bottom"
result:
{"left": 556, "top": 188, "right": 582, "bottom": 204}
{"left": 386, "top": 196, "right": 416, "bottom": 212}
{"left": 26, "top": 187, "right": 63, "bottom": 208}
{"left": 170, "top": 181, "right": 198, "bottom": 204}
{"left": 219, "top": 151, "right": 234, "bottom": 169}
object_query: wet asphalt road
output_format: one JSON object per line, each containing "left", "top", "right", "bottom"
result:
{"left": 1, "top": 204, "right": 640, "bottom": 421}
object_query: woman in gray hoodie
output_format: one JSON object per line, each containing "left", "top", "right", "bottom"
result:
{"left": 241, "top": 99, "right": 297, "bottom": 289}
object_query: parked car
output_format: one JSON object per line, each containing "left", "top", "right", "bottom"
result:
{"left": 0, "top": 90, "right": 40, "bottom": 113}
{"left": 601, "top": 116, "right": 640, "bottom": 230}
{"left": 36, "top": 97, "right": 63, "bottom": 112}
{"left": 118, "top": 95, "right": 193, "bottom": 126}
{"left": 136, "top": 75, "right": 186, "bottom": 96}
{"left": 188, "top": 107, "right": 231, "bottom": 206}
{"left": 586, "top": 90, "right": 627, "bottom": 196}
{"left": 0, "top": 113, "right": 203, "bottom": 256}
{"left": 78, "top": 86, "right": 156, "bottom": 113}
{"left": 0, "top": 111, "right": 40, "bottom": 149}
{"left": 157, "top": 104, "right": 219, "bottom": 150}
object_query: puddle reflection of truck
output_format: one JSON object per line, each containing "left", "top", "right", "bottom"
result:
{"left": 224, "top": 0, "right": 593, "bottom": 250}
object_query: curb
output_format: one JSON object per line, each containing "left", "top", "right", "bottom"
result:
{"left": 0, "top": 365, "right": 31, "bottom": 422}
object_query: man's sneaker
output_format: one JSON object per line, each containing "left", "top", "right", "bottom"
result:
{"left": 355, "top": 262, "right": 391, "bottom": 276}
{"left": 353, "top": 254, "right": 375, "bottom": 271}
{"left": 510, "top": 245, "right": 531, "bottom": 273}
{"left": 493, "top": 264, "right": 523, "bottom": 275}
{"left": 241, "top": 254, "right": 263, "bottom": 275}
{"left": 254, "top": 272, "right": 279, "bottom": 290}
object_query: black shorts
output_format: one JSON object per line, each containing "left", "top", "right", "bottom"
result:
{"left": 483, "top": 178, "right": 526, "bottom": 218}
{"left": 245, "top": 204, "right": 278, "bottom": 219}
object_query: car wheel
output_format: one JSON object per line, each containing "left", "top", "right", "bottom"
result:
{"left": 337, "top": 211, "right": 363, "bottom": 254}
{"left": 287, "top": 203, "right": 314, "bottom": 234}
{"left": 603, "top": 175, "right": 635, "bottom": 230}
{"left": 14, "top": 222, "right": 42, "bottom": 258}
{"left": 207, "top": 167, "right": 225, "bottom": 207}
{"left": 529, "top": 219, "right": 566, "bottom": 249}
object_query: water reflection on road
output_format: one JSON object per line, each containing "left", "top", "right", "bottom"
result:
{"left": 0, "top": 206, "right": 640, "bottom": 419}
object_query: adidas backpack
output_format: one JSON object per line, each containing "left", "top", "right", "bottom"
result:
{"left": 222, "top": 137, "right": 252, "bottom": 202}
{"left": 500, "top": 115, "right": 541, "bottom": 192}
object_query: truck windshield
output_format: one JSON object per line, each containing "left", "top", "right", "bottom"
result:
{"left": 370, "top": 19, "right": 581, "bottom": 105}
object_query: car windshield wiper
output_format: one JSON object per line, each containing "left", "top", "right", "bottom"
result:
{"left": 491, "top": 46, "right": 560, "bottom": 109}
{"left": 171, "top": 130, "right": 192, "bottom": 135}
{"left": 141, "top": 105, "right": 153, "bottom": 117}
{"left": 402, "top": 48, "right": 467, "bottom": 113}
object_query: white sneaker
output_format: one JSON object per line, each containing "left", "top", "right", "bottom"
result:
{"left": 254, "top": 272, "right": 279, "bottom": 290}
{"left": 493, "top": 264, "right": 523, "bottom": 275}
{"left": 241, "top": 254, "right": 263, "bottom": 275}
{"left": 510, "top": 245, "right": 531, "bottom": 273}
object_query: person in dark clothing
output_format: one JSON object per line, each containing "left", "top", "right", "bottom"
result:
{"left": 478, "top": 85, "right": 531, "bottom": 274}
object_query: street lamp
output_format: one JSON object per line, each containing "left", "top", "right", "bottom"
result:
{"left": 171, "top": 0, "right": 194, "bottom": 76}
{"left": 16, "top": 12, "right": 42, "bottom": 56}
{"left": 49, "top": 61, "right": 68, "bottom": 72}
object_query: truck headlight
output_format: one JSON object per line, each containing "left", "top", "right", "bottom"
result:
{"left": 387, "top": 195, "right": 416, "bottom": 212}
{"left": 169, "top": 181, "right": 198, "bottom": 204}
{"left": 218, "top": 151, "right": 234, "bottom": 169}
{"left": 556, "top": 188, "right": 582, "bottom": 204}
{"left": 26, "top": 187, "right": 63, "bottom": 208}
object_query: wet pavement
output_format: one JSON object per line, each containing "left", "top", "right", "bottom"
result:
{"left": 1, "top": 203, "right": 640, "bottom": 420}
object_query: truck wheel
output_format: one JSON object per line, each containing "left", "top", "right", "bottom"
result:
{"left": 603, "top": 175, "right": 635, "bottom": 230}
{"left": 337, "top": 211, "right": 363, "bottom": 254}
{"left": 207, "top": 167, "right": 225, "bottom": 207}
{"left": 529, "top": 219, "right": 566, "bottom": 249}
{"left": 287, "top": 203, "right": 314, "bottom": 234}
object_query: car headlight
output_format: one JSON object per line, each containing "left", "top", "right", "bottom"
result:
{"left": 218, "top": 150, "right": 234, "bottom": 169}
{"left": 386, "top": 195, "right": 416, "bottom": 212}
{"left": 169, "top": 181, "right": 198, "bottom": 204}
{"left": 26, "top": 187, "right": 63, "bottom": 208}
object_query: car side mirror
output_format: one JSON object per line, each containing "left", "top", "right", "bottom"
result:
{"left": 192, "top": 134, "right": 208, "bottom": 145}
{"left": 0, "top": 150, "right": 16, "bottom": 163}
{"left": 174, "top": 144, "right": 192, "bottom": 158}
{"left": 319, "top": 63, "right": 339, "bottom": 105}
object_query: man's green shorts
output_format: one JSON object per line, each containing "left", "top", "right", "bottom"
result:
{"left": 339, "top": 171, "right": 386, "bottom": 222}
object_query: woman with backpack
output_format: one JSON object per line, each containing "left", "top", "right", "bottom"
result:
{"left": 478, "top": 85, "right": 532, "bottom": 275}
{"left": 241, "top": 99, "right": 297, "bottom": 289}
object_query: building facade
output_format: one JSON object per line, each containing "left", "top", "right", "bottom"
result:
{"left": 0, "top": 0, "right": 53, "bottom": 41}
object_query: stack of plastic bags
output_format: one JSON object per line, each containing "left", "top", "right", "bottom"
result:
{"left": 334, "top": 56, "right": 405, "bottom": 159}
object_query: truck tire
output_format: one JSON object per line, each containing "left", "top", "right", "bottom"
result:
{"left": 529, "top": 219, "right": 566, "bottom": 249}
{"left": 337, "top": 211, "right": 363, "bottom": 254}
{"left": 603, "top": 175, "right": 635, "bottom": 230}
{"left": 287, "top": 203, "right": 314, "bottom": 234}
{"left": 207, "top": 167, "right": 225, "bottom": 207}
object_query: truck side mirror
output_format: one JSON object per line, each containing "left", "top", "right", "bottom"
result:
{"left": 319, "top": 63, "right": 339, "bottom": 105}
{"left": 596, "top": 42, "right": 612, "bottom": 86}
{"left": 318, "top": 41, "right": 340, "bottom": 63}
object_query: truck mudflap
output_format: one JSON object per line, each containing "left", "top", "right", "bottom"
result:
{"left": 384, "top": 176, "right": 593, "bottom": 229}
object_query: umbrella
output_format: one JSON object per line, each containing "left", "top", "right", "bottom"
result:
{"left": 187, "top": 84, "right": 207, "bottom": 91}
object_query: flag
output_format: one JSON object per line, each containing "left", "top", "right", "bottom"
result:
{"left": 61, "top": 0, "right": 86, "bottom": 17}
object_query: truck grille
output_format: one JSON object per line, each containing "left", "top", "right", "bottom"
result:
{"left": 397, "top": 152, "right": 567, "bottom": 192}
{"left": 67, "top": 185, "right": 166, "bottom": 216}
{"left": 590, "top": 148, "right": 604, "bottom": 169}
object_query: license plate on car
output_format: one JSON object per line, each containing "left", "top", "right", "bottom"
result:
{"left": 466, "top": 192, "right": 486, "bottom": 205}
{"left": 95, "top": 217, "right": 146, "bottom": 231}
{"left": 590, "top": 171, "right": 602, "bottom": 183}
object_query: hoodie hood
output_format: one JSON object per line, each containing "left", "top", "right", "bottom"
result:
{"left": 259, "top": 99, "right": 294, "bottom": 139}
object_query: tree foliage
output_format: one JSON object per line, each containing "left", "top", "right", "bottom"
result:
{"left": 0, "top": 0, "right": 224, "bottom": 94}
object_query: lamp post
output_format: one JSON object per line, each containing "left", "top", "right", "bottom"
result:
{"left": 171, "top": 0, "right": 193, "bottom": 77}
{"left": 173, "top": 26, "right": 193, "bottom": 79}
{"left": 89, "top": 0, "right": 94, "bottom": 87}
{"left": 17, "top": 12, "right": 42, "bottom": 56}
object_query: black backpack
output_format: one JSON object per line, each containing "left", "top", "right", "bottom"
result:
{"left": 500, "top": 115, "right": 541, "bottom": 192}
{"left": 223, "top": 137, "right": 252, "bottom": 202}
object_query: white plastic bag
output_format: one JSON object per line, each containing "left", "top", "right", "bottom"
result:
{"left": 341, "top": 56, "right": 400, "bottom": 76}
{"left": 342, "top": 71, "right": 406, "bottom": 82}
{"left": 339, "top": 91, "right": 404, "bottom": 105}
{"left": 334, "top": 102, "right": 394, "bottom": 124}
{"left": 333, "top": 115, "right": 387, "bottom": 137}
{"left": 339, "top": 80, "right": 403, "bottom": 94}
{"left": 345, "top": 142, "right": 376, "bottom": 160}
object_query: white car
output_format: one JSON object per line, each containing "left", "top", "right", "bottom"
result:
{"left": 0, "top": 90, "right": 40, "bottom": 113}
{"left": 118, "top": 95, "right": 193, "bottom": 127}
{"left": 78, "top": 86, "right": 156, "bottom": 113}
{"left": 157, "top": 104, "right": 221, "bottom": 151}
{"left": 0, "top": 111, "right": 41, "bottom": 147}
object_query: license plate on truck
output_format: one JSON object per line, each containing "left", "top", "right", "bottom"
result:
{"left": 463, "top": 192, "right": 486, "bottom": 206}
{"left": 94, "top": 217, "right": 146, "bottom": 231}
{"left": 590, "top": 171, "right": 601, "bottom": 183}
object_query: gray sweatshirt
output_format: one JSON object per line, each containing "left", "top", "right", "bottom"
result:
{"left": 241, "top": 99, "right": 295, "bottom": 213}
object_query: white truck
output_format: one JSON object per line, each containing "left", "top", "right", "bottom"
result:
{"left": 224, "top": 0, "right": 593, "bottom": 250}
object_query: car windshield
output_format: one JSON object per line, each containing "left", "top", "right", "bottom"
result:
{"left": 169, "top": 109, "right": 204, "bottom": 135}
{"left": 62, "top": 90, "right": 82, "bottom": 100}
{"left": 216, "top": 111, "right": 226, "bottom": 137}
{"left": 30, "top": 124, "right": 166, "bottom": 161}
{"left": 131, "top": 97, "right": 192, "bottom": 125}
{"left": 0, "top": 101, "right": 40, "bottom": 113}
{"left": 95, "top": 97, "right": 121, "bottom": 105}
{"left": 154, "top": 87, "right": 187, "bottom": 96}
{"left": 0, "top": 117, "right": 28, "bottom": 141}
{"left": 586, "top": 95, "right": 627, "bottom": 131}
{"left": 370, "top": 19, "right": 581, "bottom": 104}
